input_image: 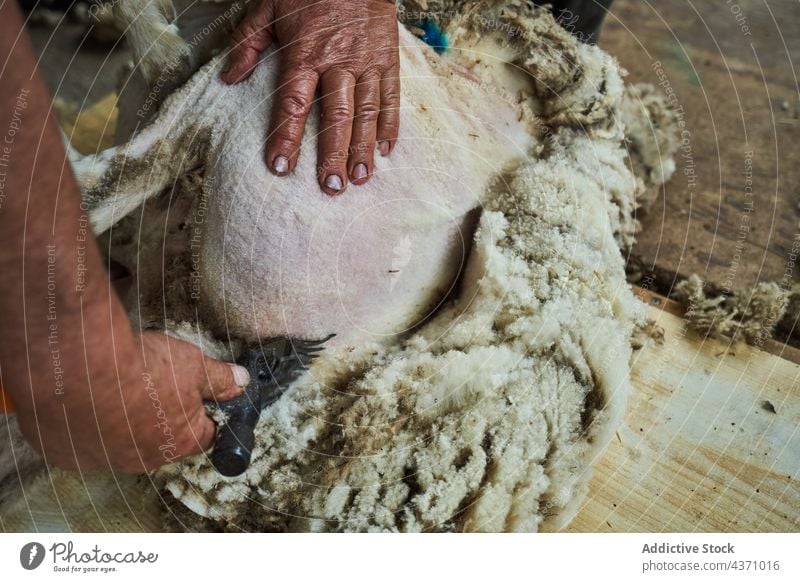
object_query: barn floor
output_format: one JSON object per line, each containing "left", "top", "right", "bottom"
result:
{"left": 599, "top": 0, "right": 800, "bottom": 308}
{"left": 2, "top": 0, "right": 797, "bottom": 532}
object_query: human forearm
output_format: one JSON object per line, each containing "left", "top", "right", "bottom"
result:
{"left": 0, "top": 4, "right": 140, "bottom": 426}
{"left": 0, "top": 3, "right": 249, "bottom": 472}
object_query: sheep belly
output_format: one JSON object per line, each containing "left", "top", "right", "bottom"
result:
{"left": 198, "top": 31, "right": 535, "bottom": 346}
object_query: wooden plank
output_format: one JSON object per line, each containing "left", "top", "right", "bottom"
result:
{"left": 601, "top": 0, "right": 800, "bottom": 294}
{"left": 568, "top": 298, "right": 800, "bottom": 532}
{"left": 0, "top": 472, "right": 160, "bottom": 533}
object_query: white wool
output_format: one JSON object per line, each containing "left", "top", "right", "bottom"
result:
{"left": 113, "top": 0, "right": 190, "bottom": 84}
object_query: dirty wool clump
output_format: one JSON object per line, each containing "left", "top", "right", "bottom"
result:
{"left": 673, "top": 274, "right": 800, "bottom": 346}
{"left": 618, "top": 83, "right": 679, "bottom": 213}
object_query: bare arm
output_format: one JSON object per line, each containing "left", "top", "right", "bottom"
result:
{"left": 0, "top": 4, "right": 248, "bottom": 472}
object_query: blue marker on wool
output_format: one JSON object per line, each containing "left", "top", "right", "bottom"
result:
{"left": 415, "top": 21, "right": 448, "bottom": 54}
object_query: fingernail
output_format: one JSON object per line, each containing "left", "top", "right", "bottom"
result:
{"left": 352, "top": 163, "right": 368, "bottom": 181}
{"left": 230, "top": 364, "right": 250, "bottom": 387}
{"left": 273, "top": 155, "right": 289, "bottom": 174}
{"left": 324, "top": 174, "right": 343, "bottom": 192}
{"left": 378, "top": 141, "right": 390, "bottom": 156}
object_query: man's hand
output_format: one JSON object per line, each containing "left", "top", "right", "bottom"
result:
{"left": 221, "top": 0, "right": 401, "bottom": 196}
{"left": 16, "top": 332, "right": 250, "bottom": 473}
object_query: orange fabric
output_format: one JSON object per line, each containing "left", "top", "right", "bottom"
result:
{"left": 0, "top": 383, "right": 15, "bottom": 413}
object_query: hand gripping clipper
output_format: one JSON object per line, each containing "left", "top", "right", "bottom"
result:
{"left": 209, "top": 334, "right": 334, "bottom": 477}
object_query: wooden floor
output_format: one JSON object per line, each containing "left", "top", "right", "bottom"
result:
{"left": 569, "top": 290, "right": 800, "bottom": 532}
{"left": 600, "top": 0, "right": 800, "bottom": 294}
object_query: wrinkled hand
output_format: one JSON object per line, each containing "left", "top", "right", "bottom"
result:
{"left": 17, "top": 331, "right": 250, "bottom": 473}
{"left": 221, "top": 0, "right": 400, "bottom": 195}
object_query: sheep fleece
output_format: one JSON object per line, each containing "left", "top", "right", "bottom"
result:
{"left": 86, "top": 3, "right": 661, "bottom": 531}
{"left": 155, "top": 9, "right": 653, "bottom": 532}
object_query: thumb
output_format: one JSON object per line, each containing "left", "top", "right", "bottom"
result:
{"left": 221, "top": 0, "right": 275, "bottom": 83}
{"left": 200, "top": 356, "right": 251, "bottom": 401}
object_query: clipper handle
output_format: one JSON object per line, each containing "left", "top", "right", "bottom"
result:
{"left": 208, "top": 335, "right": 334, "bottom": 477}
{"left": 211, "top": 401, "right": 260, "bottom": 477}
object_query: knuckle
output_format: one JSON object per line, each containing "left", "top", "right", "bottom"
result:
{"left": 269, "top": 137, "right": 301, "bottom": 158}
{"left": 379, "top": 116, "right": 400, "bottom": 135}
{"left": 382, "top": 87, "right": 400, "bottom": 104}
{"left": 320, "top": 148, "right": 348, "bottom": 167}
{"left": 349, "top": 140, "right": 374, "bottom": 159}
{"left": 357, "top": 100, "right": 380, "bottom": 118}
{"left": 357, "top": 111, "right": 379, "bottom": 127}
{"left": 231, "top": 26, "right": 260, "bottom": 49}
{"left": 323, "top": 103, "right": 353, "bottom": 124}
{"left": 279, "top": 92, "right": 312, "bottom": 119}
{"left": 378, "top": 128, "right": 398, "bottom": 141}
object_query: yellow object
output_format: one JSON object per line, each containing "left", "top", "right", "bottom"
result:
{"left": 54, "top": 92, "right": 119, "bottom": 154}
{"left": 0, "top": 383, "right": 14, "bottom": 413}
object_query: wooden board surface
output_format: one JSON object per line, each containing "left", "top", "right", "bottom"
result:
{"left": 0, "top": 472, "right": 160, "bottom": 533}
{"left": 568, "top": 289, "right": 800, "bottom": 532}
{"left": 600, "top": 0, "right": 800, "bottom": 294}
{"left": 3, "top": 291, "right": 798, "bottom": 532}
